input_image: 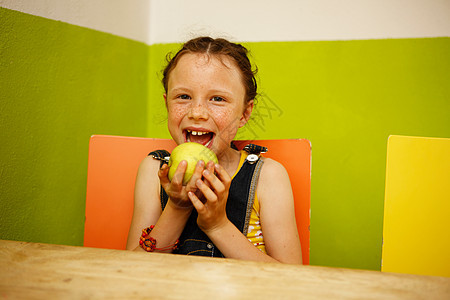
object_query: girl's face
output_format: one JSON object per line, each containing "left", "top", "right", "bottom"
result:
{"left": 165, "top": 53, "right": 253, "bottom": 159}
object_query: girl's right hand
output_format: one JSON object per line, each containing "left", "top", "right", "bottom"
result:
{"left": 158, "top": 160, "right": 211, "bottom": 209}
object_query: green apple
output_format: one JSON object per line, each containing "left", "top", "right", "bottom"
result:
{"left": 168, "top": 142, "right": 218, "bottom": 185}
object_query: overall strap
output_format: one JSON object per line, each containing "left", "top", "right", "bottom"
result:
{"left": 148, "top": 150, "right": 170, "bottom": 166}
{"left": 243, "top": 144, "right": 268, "bottom": 155}
{"left": 243, "top": 158, "right": 264, "bottom": 235}
{"left": 148, "top": 150, "right": 170, "bottom": 210}
{"left": 241, "top": 144, "right": 266, "bottom": 234}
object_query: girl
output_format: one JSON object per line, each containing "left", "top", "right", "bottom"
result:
{"left": 127, "top": 37, "right": 302, "bottom": 264}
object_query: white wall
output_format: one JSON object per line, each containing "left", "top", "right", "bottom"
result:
{"left": 0, "top": 0, "right": 151, "bottom": 44}
{"left": 150, "top": 0, "right": 450, "bottom": 44}
{"left": 2, "top": 0, "right": 449, "bottom": 44}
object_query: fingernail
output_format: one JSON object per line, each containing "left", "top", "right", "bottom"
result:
{"left": 203, "top": 169, "right": 210, "bottom": 176}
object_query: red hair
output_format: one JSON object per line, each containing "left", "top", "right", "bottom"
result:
{"left": 162, "top": 37, "right": 258, "bottom": 103}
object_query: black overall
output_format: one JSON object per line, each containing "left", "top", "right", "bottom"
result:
{"left": 149, "top": 144, "right": 266, "bottom": 257}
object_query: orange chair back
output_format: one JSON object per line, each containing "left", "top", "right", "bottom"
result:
{"left": 85, "top": 135, "right": 311, "bottom": 264}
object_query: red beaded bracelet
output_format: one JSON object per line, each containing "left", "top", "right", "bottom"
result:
{"left": 139, "top": 225, "right": 180, "bottom": 252}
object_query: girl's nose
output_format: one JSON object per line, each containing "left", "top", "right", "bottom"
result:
{"left": 188, "top": 101, "right": 209, "bottom": 120}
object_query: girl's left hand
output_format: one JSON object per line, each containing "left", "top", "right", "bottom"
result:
{"left": 188, "top": 161, "right": 232, "bottom": 233}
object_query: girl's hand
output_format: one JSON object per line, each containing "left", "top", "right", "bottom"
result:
{"left": 158, "top": 160, "right": 214, "bottom": 209}
{"left": 187, "top": 162, "right": 232, "bottom": 233}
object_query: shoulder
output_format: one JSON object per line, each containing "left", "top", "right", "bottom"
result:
{"left": 135, "top": 156, "right": 163, "bottom": 196}
{"left": 259, "top": 157, "right": 290, "bottom": 184}
{"left": 257, "top": 157, "right": 293, "bottom": 204}
{"left": 138, "top": 155, "right": 162, "bottom": 174}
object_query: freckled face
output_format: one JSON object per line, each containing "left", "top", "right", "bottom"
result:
{"left": 165, "top": 53, "right": 251, "bottom": 159}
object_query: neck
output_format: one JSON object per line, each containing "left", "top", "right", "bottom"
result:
{"left": 217, "top": 147, "right": 241, "bottom": 177}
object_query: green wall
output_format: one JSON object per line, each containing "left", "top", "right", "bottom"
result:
{"left": 0, "top": 8, "right": 148, "bottom": 245}
{"left": 147, "top": 38, "right": 450, "bottom": 270}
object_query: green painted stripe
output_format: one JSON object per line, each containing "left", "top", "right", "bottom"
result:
{"left": 0, "top": 8, "right": 148, "bottom": 245}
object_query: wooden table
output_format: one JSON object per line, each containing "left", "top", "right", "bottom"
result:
{"left": 0, "top": 240, "right": 449, "bottom": 299}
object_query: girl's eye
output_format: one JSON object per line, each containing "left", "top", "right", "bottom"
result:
{"left": 178, "top": 94, "right": 191, "bottom": 100}
{"left": 211, "top": 96, "right": 225, "bottom": 102}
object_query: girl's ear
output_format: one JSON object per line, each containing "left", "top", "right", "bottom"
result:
{"left": 163, "top": 94, "right": 168, "bottom": 108}
{"left": 239, "top": 100, "right": 254, "bottom": 128}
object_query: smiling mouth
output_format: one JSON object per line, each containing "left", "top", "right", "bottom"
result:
{"left": 185, "top": 130, "right": 214, "bottom": 148}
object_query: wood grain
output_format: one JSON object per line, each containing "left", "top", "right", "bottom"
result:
{"left": 0, "top": 240, "right": 449, "bottom": 299}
